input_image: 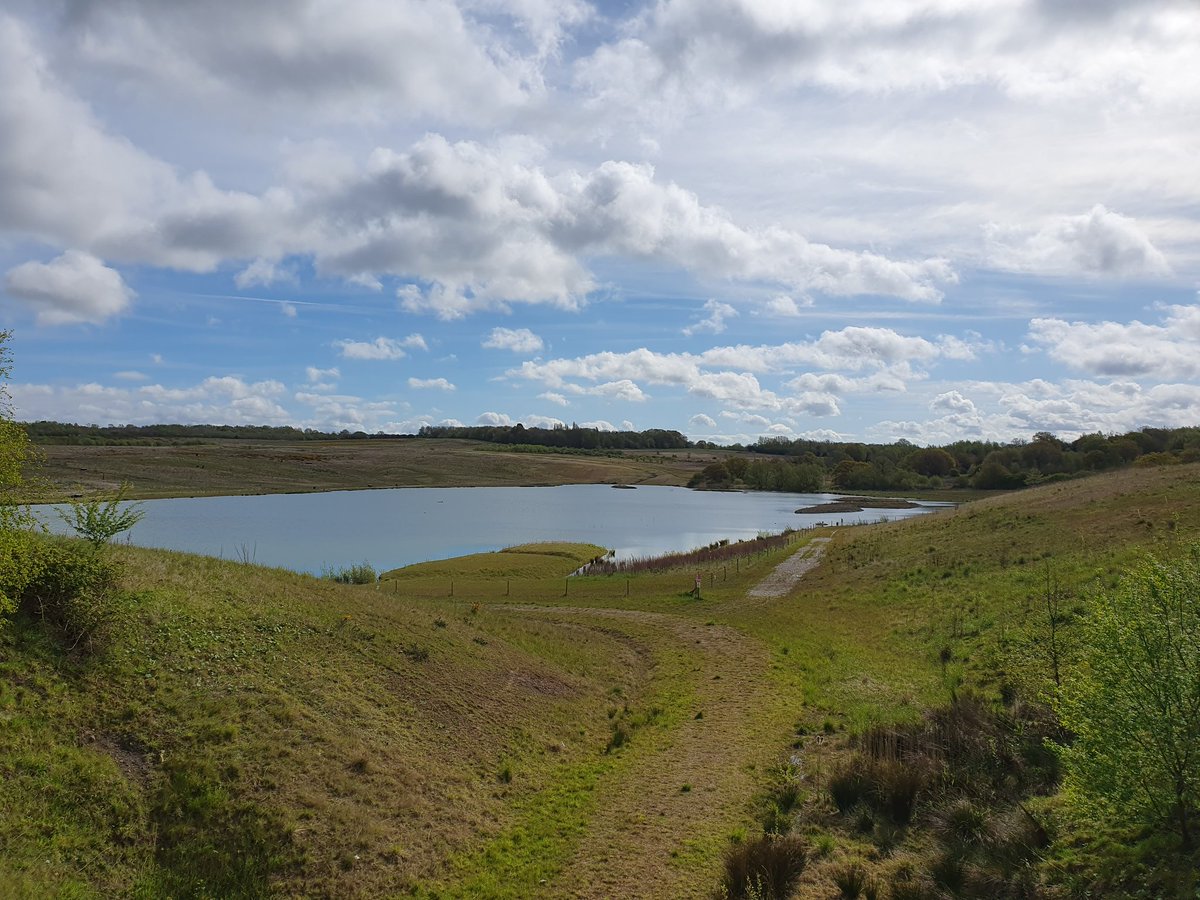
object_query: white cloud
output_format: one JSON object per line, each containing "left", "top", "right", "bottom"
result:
{"left": 281, "top": 302, "right": 298, "bottom": 318}
{"left": 477, "top": 411, "right": 514, "bottom": 426}
{"left": 58, "top": 0, "right": 534, "bottom": 125}
{"left": 1026, "top": 304, "right": 1200, "bottom": 380}
{"left": 683, "top": 299, "right": 737, "bottom": 336}
{"left": 720, "top": 411, "right": 771, "bottom": 428}
{"left": 761, "top": 294, "right": 811, "bottom": 317}
{"left": 11, "top": 376, "right": 292, "bottom": 426}
{"left": 574, "top": 1, "right": 1200, "bottom": 114}
{"left": 334, "top": 334, "right": 427, "bottom": 360}
{"left": 235, "top": 257, "right": 294, "bottom": 288}
{"left": 408, "top": 377, "right": 456, "bottom": 391}
{"left": 305, "top": 366, "right": 340, "bottom": 383}
{"left": 483, "top": 326, "right": 545, "bottom": 353}
{"left": 113, "top": 370, "right": 147, "bottom": 381}
{"left": 4, "top": 250, "right": 134, "bottom": 324}
{"left": 986, "top": 205, "right": 1170, "bottom": 277}
{"left": 930, "top": 390, "right": 977, "bottom": 414}
{"left": 579, "top": 419, "right": 616, "bottom": 431}
{"left": 539, "top": 391, "right": 569, "bottom": 406}
{"left": 525, "top": 414, "right": 565, "bottom": 429}
{"left": 689, "top": 413, "right": 717, "bottom": 428}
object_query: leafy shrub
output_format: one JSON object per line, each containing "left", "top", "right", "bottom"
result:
{"left": 720, "top": 834, "right": 807, "bottom": 900}
{"left": 8, "top": 535, "right": 123, "bottom": 650}
{"left": 59, "top": 485, "right": 144, "bottom": 547}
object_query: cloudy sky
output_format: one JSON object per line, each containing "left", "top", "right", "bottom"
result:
{"left": 3, "top": 0, "right": 1198, "bottom": 444}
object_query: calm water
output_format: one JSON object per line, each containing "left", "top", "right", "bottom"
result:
{"left": 36, "top": 485, "right": 946, "bottom": 575}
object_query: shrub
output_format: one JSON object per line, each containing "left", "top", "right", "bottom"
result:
{"left": 322, "top": 561, "right": 377, "bottom": 584}
{"left": 1055, "top": 546, "right": 1200, "bottom": 848}
{"left": 720, "top": 834, "right": 807, "bottom": 900}
{"left": 12, "top": 537, "right": 123, "bottom": 650}
{"left": 59, "top": 484, "right": 144, "bottom": 547}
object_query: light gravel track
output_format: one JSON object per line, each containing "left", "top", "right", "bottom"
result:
{"left": 746, "top": 536, "right": 833, "bottom": 598}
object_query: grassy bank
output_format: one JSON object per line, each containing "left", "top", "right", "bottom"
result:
{"left": 25, "top": 438, "right": 710, "bottom": 501}
{"left": 3, "top": 464, "right": 1198, "bottom": 896}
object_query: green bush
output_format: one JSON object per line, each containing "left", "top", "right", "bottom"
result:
{"left": 59, "top": 484, "right": 144, "bottom": 547}
{"left": 4, "top": 534, "right": 123, "bottom": 650}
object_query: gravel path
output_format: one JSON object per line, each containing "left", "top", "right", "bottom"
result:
{"left": 746, "top": 536, "right": 833, "bottom": 598}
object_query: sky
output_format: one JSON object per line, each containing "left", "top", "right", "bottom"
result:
{"left": 2, "top": 0, "right": 1198, "bottom": 446}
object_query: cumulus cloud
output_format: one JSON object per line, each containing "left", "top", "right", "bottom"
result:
{"left": 574, "top": 0, "right": 1199, "bottom": 114}
{"left": 477, "top": 411, "right": 513, "bottom": 426}
{"left": 57, "top": 0, "right": 534, "bottom": 124}
{"left": 986, "top": 205, "right": 1170, "bottom": 277}
{"left": 683, "top": 299, "right": 737, "bottom": 336}
{"left": 506, "top": 325, "right": 985, "bottom": 419}
{"left": 580, "top": 419, "right": 616, "bottom": 431}
{"left": 538, "top": 391, "right": 569, "bottom": 406}
{"left": 525, "top": 414, "right": 565, "bottom": 429}
{"left": 1025, "top": 304, "right": 1200, "bottom": 380}
{"left": 689, "top": 413, "right": 717, "bottom": 428}
{"left": 305, "top": 366, "right": 340, "bottom": 383}
{"left": 483, "top": 326, "right": 544, "bottom": 353}
{"left": 1, "top": 18, "right": 957, "bottom": 319}
{"left": 930, "top": 390, "right": 977, "bottom": 414}
{"left": 334, "top": 334, "right": 427, "bottom": 360}
{"left": 235, "top": 257, "right": 294, "bottom": 288}
{"left": 761, "top": 294, "right": 811, "bottom": 317}
{"left": 11, "top": 376, "right": 292, "bottom": 426}
{"left": 4, "top": 250, "right": 134, "bottom": 324}
{"left": 407, "top": 377, "right": 456, "bottom": 391}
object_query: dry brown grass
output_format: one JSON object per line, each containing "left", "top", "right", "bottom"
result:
{"left": 27, "top": 438, "right": 706, "bottom": 500}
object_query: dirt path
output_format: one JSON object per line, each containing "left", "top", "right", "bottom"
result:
{"left": 746, "top": 536, "right": 833, "bottom": 598}
{"left": 502, "top": 605, "right": 785, "bottom": 899}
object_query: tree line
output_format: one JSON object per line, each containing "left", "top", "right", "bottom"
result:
{"left": 689, "top": 427, "right": 1200, "bottom": 492}
{"left": 415, "top": 423, "right": 690, "bottom": 450}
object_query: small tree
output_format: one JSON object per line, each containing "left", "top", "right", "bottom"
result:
{"left": 0, "top": 330, "right": 36, "bottom": 631}
{"left": 1055, "top": 546, "right": 1200, "bottom": 847}
{"left": 60, "top": 483, "right": 144, "bottom": 548}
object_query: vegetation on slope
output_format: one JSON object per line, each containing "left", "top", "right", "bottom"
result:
{"left": 25, "top": 438, "right": 708, "bottom": 501}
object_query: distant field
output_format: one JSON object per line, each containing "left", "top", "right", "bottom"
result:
{"left": 26, "top": 438, "right": 716, "bottom": 500}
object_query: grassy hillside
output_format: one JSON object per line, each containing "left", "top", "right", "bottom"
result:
{"left": 25, "top": 438, "right": 713, "bottom": 501}
{"left": 3, "top": 464, "right": 1199, "bottom": 897}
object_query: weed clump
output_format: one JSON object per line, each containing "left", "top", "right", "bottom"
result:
{"left": 322, "top": 561, "right": 377, "bottom": 584}
{"left": 831, "top": 861, "right": 870, "bottom": 898}
{"left": 720, "top": 834, "right": 807, "bottom": 900}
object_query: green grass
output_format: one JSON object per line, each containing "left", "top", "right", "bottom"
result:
{"left": 5, "top": 463, "right": 1200, "bottom": 896}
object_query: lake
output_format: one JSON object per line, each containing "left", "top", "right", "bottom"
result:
{"left": 37, "top": 485, "right": 947, "bottom": 575}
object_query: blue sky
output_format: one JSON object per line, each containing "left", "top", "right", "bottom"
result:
{"left": 2, "top": 0, "right": 1199, "bottom": 444}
